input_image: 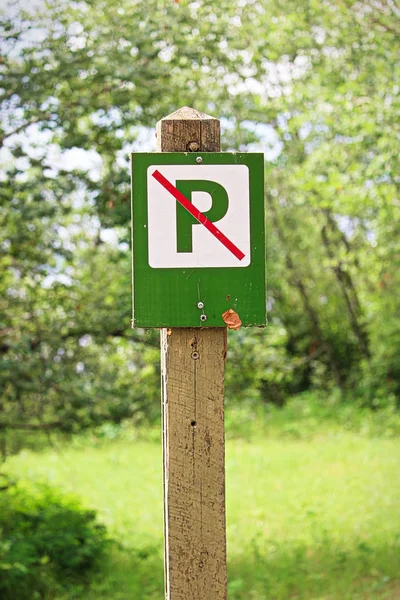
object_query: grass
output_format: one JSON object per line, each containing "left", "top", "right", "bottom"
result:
{"left": 4, "top": 398, "right": 400, "bottom": 599}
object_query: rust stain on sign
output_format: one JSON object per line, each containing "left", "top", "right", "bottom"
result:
{"left": 222, "top": 309, "right": 242, "bottom": 330}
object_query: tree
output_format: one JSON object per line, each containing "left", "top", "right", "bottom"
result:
{"left": 1, "top": 0, "right": 399, "bottom": 438}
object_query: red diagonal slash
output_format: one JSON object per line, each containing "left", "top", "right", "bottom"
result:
{"left": 152, "top": 169, "right": 245, "bottom": 261}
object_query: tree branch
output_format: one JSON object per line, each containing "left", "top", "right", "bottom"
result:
{"left": 369, "top": 17, "right": 400, "bottom": 36}
{"left": 0, "top": 113, "right": 50, "bottom": 147}
{"left": 267, "top": 195, "right": 344, "bottom": 389}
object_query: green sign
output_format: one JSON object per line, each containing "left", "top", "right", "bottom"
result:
{"left": 131, "top": 152, "right": 266, "bottom": 328}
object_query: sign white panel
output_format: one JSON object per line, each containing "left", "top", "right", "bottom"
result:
{"left": 147, "top": 164, "right": 250, "bottom": 268}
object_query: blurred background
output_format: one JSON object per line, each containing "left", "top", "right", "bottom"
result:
{"left": 1, "top": 0, "right": 399, "bottom": 598}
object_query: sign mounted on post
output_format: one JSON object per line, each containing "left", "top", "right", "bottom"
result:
{"left": 131, "top": 152, "right": 265, "bottom": 328}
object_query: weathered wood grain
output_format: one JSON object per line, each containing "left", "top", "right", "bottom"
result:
{"left": 156, "top": 106, "right": 220, "bottom": 154}
{"left": 158, "top": 107, "right": 227, "bottom": 600}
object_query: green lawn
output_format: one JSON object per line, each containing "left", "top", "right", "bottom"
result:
{"left": 5, "top": 423, "right": 400, "bottom": 600}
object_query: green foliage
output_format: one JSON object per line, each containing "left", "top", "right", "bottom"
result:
{"left": 0, "top": 0, "right": 399, "bottom": 435}
{"left": 225, "top": 391, "right": 400, "bottom": 441}
{"left": 226, "top": 325, "right": 308, "bottom": 407}
{"left": 4, "top": 413, "right": 400, "bottom": 599}
{"left": 227, "top": 537, "right": 399, "bottom": 600}
{"left": 0, "top": 481, "right": 109, "bottom": 600}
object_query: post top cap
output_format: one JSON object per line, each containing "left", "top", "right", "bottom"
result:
{"left": 160, "top": 106, "right": 217, "bottom": 121}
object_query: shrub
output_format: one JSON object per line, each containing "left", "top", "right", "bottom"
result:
{"left": 0, "top": 480, "right": 109, "bottom": 599}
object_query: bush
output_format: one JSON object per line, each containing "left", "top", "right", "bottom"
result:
{"left": 0, "top": 480, "right": 109, "bottom": 599}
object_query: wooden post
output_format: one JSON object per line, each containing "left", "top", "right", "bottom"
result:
{"left": 157, "top": 107, "right": 227, "bottom": 600}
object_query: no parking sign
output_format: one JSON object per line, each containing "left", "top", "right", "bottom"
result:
{"left": 131, "top": 152, "right": 266, "bottom": 327}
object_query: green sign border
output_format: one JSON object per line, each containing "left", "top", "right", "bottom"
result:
{"left": 131, "top": 152, "right": 266, "bottom": 328}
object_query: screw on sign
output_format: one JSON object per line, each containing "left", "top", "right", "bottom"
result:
{"left": 130, "top": 107, "right": 266, "bottom": 600}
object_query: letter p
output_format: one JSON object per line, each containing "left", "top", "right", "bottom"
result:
{"left": 175, "top": 180, "right": 229, "bottom": 253}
